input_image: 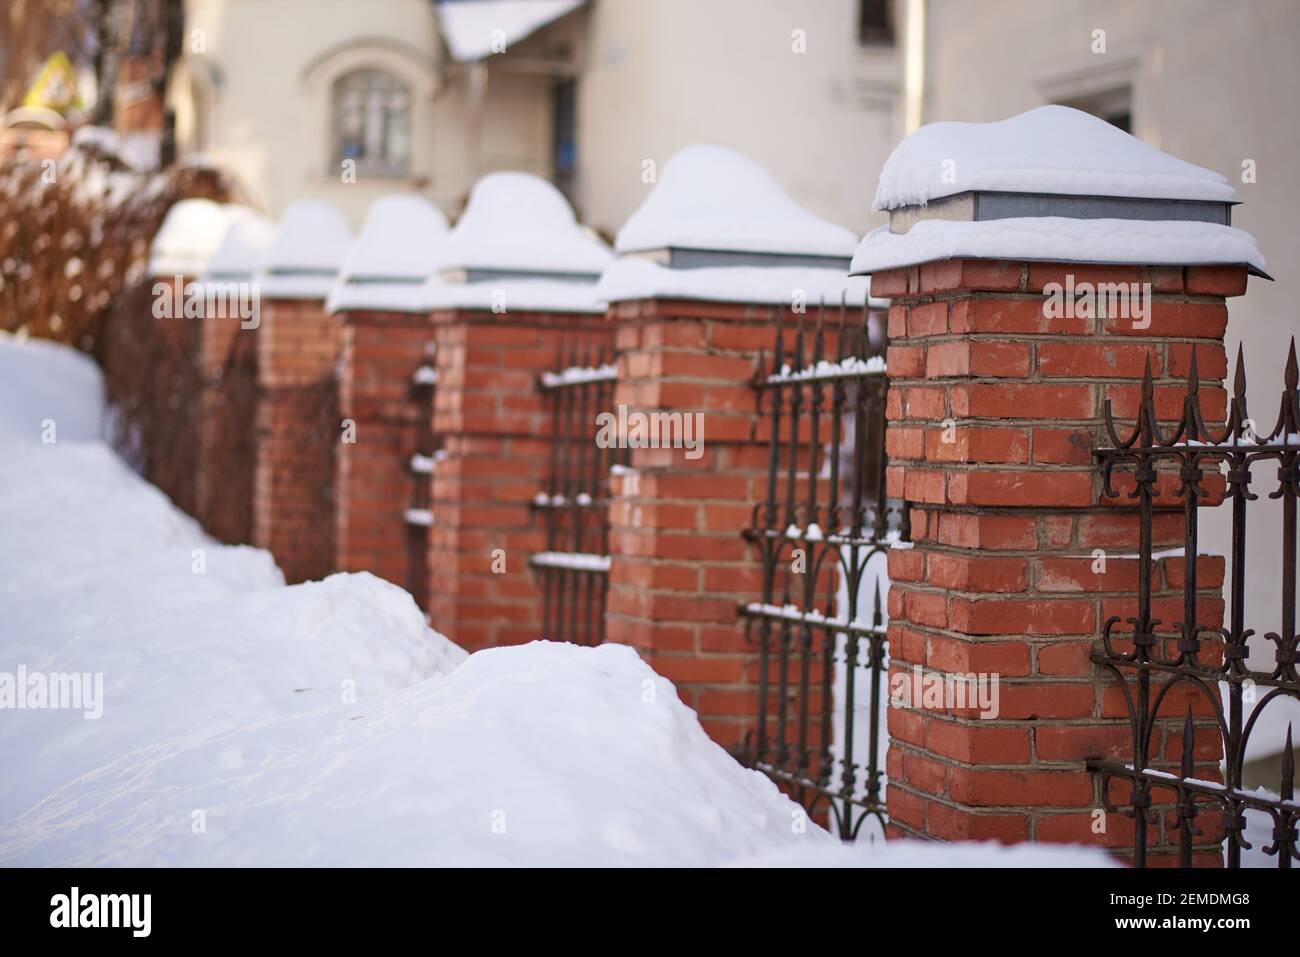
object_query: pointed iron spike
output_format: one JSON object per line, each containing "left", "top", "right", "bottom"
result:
{"left": 1234, "top": 343, "right": 1247, "bottom": 399}
{"left": 1286, "top": 337, "right": 1299, "bottom": 391}
{"left": 1187, "top": 344, "right": 1200, "bottom": 394}
{"left": 1141, "top": 353, "right": 1154, "bottom": 400}
{"left": 1180, "top": 705, "right": 1196, "bottom": 780}
{"left": 872, "top": 576, "right": 883, "bottom": 629}
{"left": 1282, "top": 724, "right": 1295, "bottom": 802}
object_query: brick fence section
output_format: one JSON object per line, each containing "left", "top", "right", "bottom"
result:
{"left": 605, "top": 297, "right": 805, "bottom": 750}
{"left": 879, "top": 258, "right": 1245, "bottom": 862}
{"left": 427, "top": 306, "right": 609, "bottom": 651}
{"left": 335, "top": 310, "right": 434, "bottom": 585}
{"left": 253, "top": 297, "right": 342, "bottom": 584}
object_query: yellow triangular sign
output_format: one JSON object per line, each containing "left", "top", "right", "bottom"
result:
{"left": 23, "top": 51, "right": 83, "bottom": 114}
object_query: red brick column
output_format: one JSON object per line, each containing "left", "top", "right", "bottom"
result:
{"left": 334, "top": 310, "right": 434, "bottom": 585}
{"left": 428, "top": 307, "right": 608, "bottom": 651}
{"left": 604, "top": 298, "right": 800, "bottom": 750}
{"left": 879, "top": 258, "right": 1242, "bottom": 860}
{"left": 253, "top": 297, "right": 342, "bottom": 584}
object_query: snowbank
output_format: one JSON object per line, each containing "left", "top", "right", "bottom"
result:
{"left": 850, "top": 216, "right": 1267, "bottom": 276}
{"left": 0, "top": 642, "right": 831, "bottom": 866}
{"left": 0, "top": 332, "right": 104, "bottom": 443}
{"left": 873, "top": 105, "right": 1234, "bottom": 210}
{"left": 617, "top": 145, "right": 858, "bottom": 258}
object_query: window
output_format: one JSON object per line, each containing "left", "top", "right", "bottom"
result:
{"left": 1058, "top": 86, "right": 1133, "bottom": 134}
{"left": 551, "top": 79, "right": 576, "bottom": 200}
{"left": 332, "top": 69, "right": 412, "bottom": 177}
{"left": 858, "top": 0, "right": 895, "bottom": 46}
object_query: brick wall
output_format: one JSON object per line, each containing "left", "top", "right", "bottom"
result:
{"left": 335, "top": 311, "right": 434, "bottom": 586}
{"left": 878, "top": 258, "right": 1243, "bottom": 862}
{"left": 427, "top": 307, "right": 609, "bottom": 650}
{"left": 253, "top": 297, "right": 342, "bottom": 584}
{"left": 605, "top": 297, "right": 821, "bottom": 750}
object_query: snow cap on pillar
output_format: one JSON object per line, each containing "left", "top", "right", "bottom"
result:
{"left": 598, "top": 144, "right": 881, "bottom": 307}
{"left": 852, "top": 105, "right": 1266, "bottom": 276}
{"left": 201, "top": 211, "right": 276, "bottom": 283}
{"left": 327, "top": 195, "right": 450, "bottom": 313}
{"left": 424, "top": 171, "right": 612, "bottom": 313}
{"left": 258, "top": 200, "right": 354, "bottom": 299}
{"left": 149, "top": 199, "right": 255, "bottom": 278}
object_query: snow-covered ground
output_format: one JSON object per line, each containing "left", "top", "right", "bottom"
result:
{"left": 0, "top": 332, "right": 1116, "bottom": 867}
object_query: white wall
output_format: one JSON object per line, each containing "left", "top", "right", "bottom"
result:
{"left": 921, "top": 0, "right": 1300, "bottom": 657}
{"left": 576, "top": 0, "right": 904, "bottom": 239}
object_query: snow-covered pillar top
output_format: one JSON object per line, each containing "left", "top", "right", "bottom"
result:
{"left": 852, "top": 105, "right": 1263, "bottom": 858}
{"left": 598, "top": 144, "right": 881, "bottom": 309}
{"left": 256, "top": 200, "right": 353, "bottom": 302}
{"left": 853, "top": 104, "right": 1265, "bottom": 281}
{"left": 149, "top": 198, "right": 248, "bottom": 280}
{"left": 327, "top": 195, "right": 449, "bottom": 315}
{"left": 424, "top": 172, "right": 612, "bottom": 315}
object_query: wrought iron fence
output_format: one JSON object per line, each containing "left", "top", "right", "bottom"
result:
{"left": 738, "top": 301, "right": 901, "bottom": 840}
{"left": 1092, "top": 343, "right": 1299, "bottom": 867}
{"left": 405, "top": 342, "right": 439, "bottom": 613}
{"left": 530, "top": 341, "right": 627, "bottom": 645}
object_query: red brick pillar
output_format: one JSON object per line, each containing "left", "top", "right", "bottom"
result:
{"left": 604, "top": 298, "right": 799, "bottom": 750}
{"left": 334, "top": 310, "right": 434, "bottom": 586}
{"left": 253, "top": 296, "right": 343, "bottom": 583}
{"left": 428, "top": 306, "right": 609, "bottom": 650}
{"left": 878, "top": 258, "right": 1242, "bottom": 858}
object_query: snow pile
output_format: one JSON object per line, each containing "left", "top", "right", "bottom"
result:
{"left": 0, "top": 332, "right": 104, "bottom": 443}
{"left": 618, "top": 145, "right": 858, "bottom": 258}
{"left": 873, "top": 105, "right": 1234, "bottom": 210}
{"left": 597, "top": 258, "right": 884, "bottom": 308}
{"left": 435, "top": 0, "right": 585, "bottom": 62}
{"left": 258, "top": 200, "right": 354, "bottom": 299}
{"left": 850, "top": 216, "right": 1267, "bottom": 276}
{"left": 0, "top": 642, "right": 835, "bottom": 866}
{"left": 426, "top": 172, "right": 611, "bottom": 313}
{"left": 149, "top": 200, "right": 261, "bottom": 278}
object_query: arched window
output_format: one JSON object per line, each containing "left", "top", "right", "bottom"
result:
{"left": 332, "top": 69, "right": 412, "bottom": 177}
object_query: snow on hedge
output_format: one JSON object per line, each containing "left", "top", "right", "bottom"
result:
{"left": 873, "top": 105, "right": 1235, "bottom": 210}
{"left": 616, "top": 145, "right": 858, "bottom": 258}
